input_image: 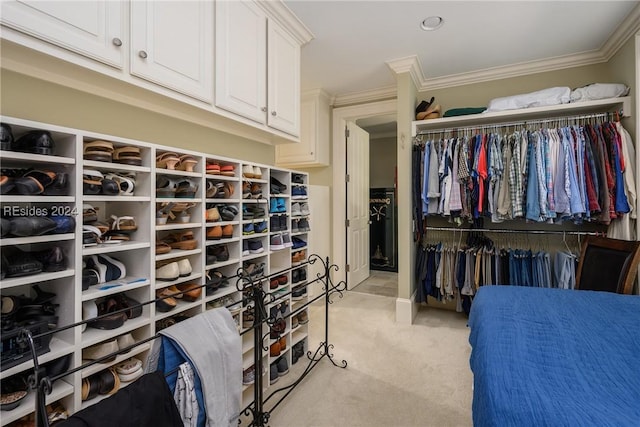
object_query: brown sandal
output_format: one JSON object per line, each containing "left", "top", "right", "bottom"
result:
{"left": 163, "top": 231, "right": 197, "bottom": 250}
{"left": 156, "top": 241, "right": 172, "bottom": 254}
{"left": 113, "top": 146, "right": 142, "bottom": 166}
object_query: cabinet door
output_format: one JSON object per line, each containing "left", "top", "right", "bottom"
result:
{"left": 215, "top": 0, "right": 266, "bottom": 124}
{"left": 267, "top": 20, "right": 300, "bottom": 136}
{"left": 130, "top": 0, "right": 213, "bottom": 103}
{"left": 0, "top": 0, "right": 124, "bottom": 68}
{"left": 275, "top": 97, "right": 315, "bottom": 164}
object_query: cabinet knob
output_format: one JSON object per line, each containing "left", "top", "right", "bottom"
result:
{"left": 112, "top": 38, "right": 122, "bottom": 47}
{"left": 271, "top": 111, "right": 277, "bottom": 116}
{"left": 138, "top": 50, "right": 148, "bottom": 59}
{"left": 310, "top": 152, "right": 314, "bottom": 155}
{"left": 261, "top": 107, "right": 267, "bottom": 112}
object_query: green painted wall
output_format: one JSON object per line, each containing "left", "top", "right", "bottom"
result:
{"left": 0, "top": 70, "right": 275, "bottom": 163}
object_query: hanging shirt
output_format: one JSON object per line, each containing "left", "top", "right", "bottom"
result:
{"left": 510, "top": 132, "right": 524, "bottom": 218}
{"left": 421, "top": 141, "right": 430, "bottom": 215}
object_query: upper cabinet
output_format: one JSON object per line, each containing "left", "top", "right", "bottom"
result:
{"left": 267, "top": 20, "right": 300, "bottom": 135}
{"left": 276, "top": 89, "right": 331, "bottom": 168}
{"left": 215, "top": 1, "right": 303, "bottom": 137}
{"left": 0, "top": 0, "right": 313, "bottom": 142}
{"left": 130, "top": 0, "right": 214, "bottom": 103}
{"left": 0, "top": 0, "right": 125, "bottom": 68}
{"left": 214, "top": 0, "right": 267, "bottom": 124}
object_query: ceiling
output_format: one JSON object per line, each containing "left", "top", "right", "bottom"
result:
{"left": 284, "top": 0, "right": 640, "bottom": 106}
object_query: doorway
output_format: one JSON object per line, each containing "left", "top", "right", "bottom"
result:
{"left": 331, "top": 100, "right": 397, "bottom": 292}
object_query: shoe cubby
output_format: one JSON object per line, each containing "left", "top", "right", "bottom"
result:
{"left": 1, "top": 116, "right": 313, "bottom": 421}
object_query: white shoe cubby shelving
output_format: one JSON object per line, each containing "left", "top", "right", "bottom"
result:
{"left": 0, "top": 116, "right": 311, "bottom": 423}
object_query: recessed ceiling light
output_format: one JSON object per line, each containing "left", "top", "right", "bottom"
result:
{"left": 420, "top": 16, "right": 444, "bottom": 31}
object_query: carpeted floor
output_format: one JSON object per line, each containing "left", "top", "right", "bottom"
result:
{"left": 264, "top": 290, "right": 473, "bottom": 427}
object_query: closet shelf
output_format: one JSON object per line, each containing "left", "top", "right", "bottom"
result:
{"left": 0, "top": 338, "right": 74, "bottom": 380}
{"left": 80, "top": 342, "right": 151, "bottom": 379}
{"left": 153, "top": 273, "right": 203, "bottom": 290}
{"left": 83, "top": 195, "right": 151, "bottom": 202}
{"left": 82, "top": 278, "right": 151, "bottom": 301}
{"left": 156, "top": 169, "right": 202, "bottom": 178}
{"left": 1, "top": 380, "right": 74, "bottom": 426}
{"left": 0, "top": 196, "right": 75, "bottom": 203}
{"left": 0, "top": 233, "right": 74, "bottom": 246}
{"left": 0, "top": 270, "right": 75, "bottom": 289}
{"left": 155, "top": 248, "right": 202, "bottom": 262}
{"left": 412, "top": 96, "right": 631, "bottom": 136}
{"left": 81, "top": 317, "right": 149, "bottom": 348}
{"left": 83, "top": 241, "right": 151, "bottom": 256}
{"left": 154, "top": 300, "right": 202, "bottom": 321}
{"left": 83, "top": 160, "right": 151, "bottom": 173}
{"left": 0, "top": 151, "right": 75, "bottom": 164}
{"left": 156, "top": 222, "right": 203, "bottom": 231}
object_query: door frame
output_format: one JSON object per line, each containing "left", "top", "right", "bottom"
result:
{"left": 332, "top": 99, "right": 397, "bottom": 288}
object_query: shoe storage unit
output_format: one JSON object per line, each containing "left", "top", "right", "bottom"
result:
{"left": 0, "top": 115, "right": 316, "bottom": 424}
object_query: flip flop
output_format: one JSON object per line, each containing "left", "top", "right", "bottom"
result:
{"left": 83, "top": 140, "right": 114, "bottom": 162}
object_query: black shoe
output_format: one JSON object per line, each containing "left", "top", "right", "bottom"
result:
{"left": 43, "top": 172, "right": 69, "bottom": 196}
{"left": 13, "top": 130, "right": 55, "bottom": 155}
{"left": 0, "top": 123, "right": 13, "bottom": 151}
{"left": 9, "top": 216, "right": 58, "bottom": 237}
{"left": 270, "top": 177, "right": 287, "bottom": 194}
{"left": 34, "top": 246, "right": 67, "bottom": 272}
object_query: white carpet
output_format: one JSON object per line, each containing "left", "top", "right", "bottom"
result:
{"left": 265, "top": 291, "right": 473, "bottom": 427}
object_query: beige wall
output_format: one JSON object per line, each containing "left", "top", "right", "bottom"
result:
{"left": 607, "top": 36, "right": 637, "bottom": 141}
{"left": 370, "top": 136, "right": 397, "bottom": 189}
{"left": 0, "top": 70, "right": 275, "bottom": 163}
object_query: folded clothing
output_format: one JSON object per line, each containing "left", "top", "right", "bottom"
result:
{"left": 485, "top": 86, "right": 570, "bottom": 113}
{"left": 443, "top": 107, "right": 486, "bottom": 117}
{"left": 570, "top": 83, "right": 629, "bottom": 103}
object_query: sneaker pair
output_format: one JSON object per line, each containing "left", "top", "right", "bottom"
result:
{"left": 270, "top": 176, "right": 287, "bottom": 194}
{"left": 269, "top": 198, "right": 286, "bottom": 213}
{"left": 292, "top": 342, "right": 305, "bottom": 365}
{"left": 270, "top": 214, "right": 288, "bottom": 232}
{"left": 291, "top": 186, "right": 307, "bottom": 199}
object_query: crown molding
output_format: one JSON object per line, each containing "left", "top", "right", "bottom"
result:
{"left": 332, "top": 85, "right": 397, "bottom": 107}
{"left": 421, "top": 50, "right": 607, "bottom": 91}
{"left": 386, "top": 55, "right": 423, "bottom": 89}
{"left": 600, "top": 2, "right": 640, "bottom": 61}
{"left": 259, "top": 0, "right": 314, "bottom": 45}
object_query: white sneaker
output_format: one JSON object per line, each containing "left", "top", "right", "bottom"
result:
{"left": 300, "top": 203, "right": 310, "bottom": 215}
{"left": 291, "top": 202, "right": 301, "bottom": 216}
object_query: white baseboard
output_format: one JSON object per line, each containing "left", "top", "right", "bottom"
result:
{"left": 395, "top": 296, "right": 418, "bottom": 324}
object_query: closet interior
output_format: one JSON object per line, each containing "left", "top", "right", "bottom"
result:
{"left": 411, "top": 96, "right": 634, "bottom": 312}
{"left": 0, "top": 115, "right": 327, "bottom": 425}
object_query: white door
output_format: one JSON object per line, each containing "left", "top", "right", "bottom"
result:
{"left": 267, "top": 19, "right": 300, "bottom": 136}
{"left": 130, "top": 0, "right": 213, "bottom": 102}
{"left": 215, "top": 0, "right": 266, "bottom": 124}
{"left": 346, "top": 122, "right": 370, "bottom": 288}
{"left": 0, "top": 0, "right": 124, "bottom": 68}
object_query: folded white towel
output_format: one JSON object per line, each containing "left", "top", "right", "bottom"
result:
{"left": 485, "top": 86, "right": 571, "bottom": 113}
{"left": 570, "top": 83, "right": 629, "bottom": 102}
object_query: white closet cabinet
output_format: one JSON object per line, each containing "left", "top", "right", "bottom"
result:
{"left": 130, "top": 0, "right": 214, "bottom": 103}
{"left": 0, "top": 0, "right": 125, "bottom": 68}
{"left": 275, "top": 89, "right": 330, "bottom": 167}
{"left": 0, "top": 115, "right": 312, "bottom": 423}
{"left": 215, "top": 0, "right": 301, "bottom": 137}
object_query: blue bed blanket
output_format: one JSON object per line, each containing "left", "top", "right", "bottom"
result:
{"left": 468, "top": 286, "right": 640, "bottom": 427}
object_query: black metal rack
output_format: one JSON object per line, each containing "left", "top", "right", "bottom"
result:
{"left": 14, "top": 253, "right": 347, "bottom": 427}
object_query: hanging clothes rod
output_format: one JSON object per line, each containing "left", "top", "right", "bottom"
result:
{"left": 416, "top": 111, "right": 617, "bottom": 136}
{"left": 424, "top": 226, "right": 605, "bottom": 236}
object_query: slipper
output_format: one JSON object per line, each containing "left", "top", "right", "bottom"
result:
{"left": 105, "top": 173, "right": 135, "bottom": 196}
{"left": 175, "top": 180, "right": 198, "bottom": 198}
{"left": 156, "top": 241, "right": 172, "bottom": 254}
{"left": 14, "top": 170, "right": 56, "bottom": 195}
{"left": 206, "top": 162, "right": 221, "bottom": 174}
{"left": 206, "top": 180, "right": 218, "bottom": 198}
{"left": 113, "top": 146, "right": 142, "bottom": 166}
{"left": 156, "top": 176, "right": 176, "bottom": 197}
{"left": 156, "top": 152, "right": 180, "bottom": 170}
{"left": 176, "top": 154, "right": 198, "bottom": 172}
{"left": 83, "top": 140, "right": 114, "bottom": 162}
{"left": 83, "top": 170, "right": 119, "bottom": 195}
{"left": 220, "top": 164, "right": 235, "bottom": 176}
{"left": 163, "top": 231, "right": 197, "bottom": 250}
{"left": 83, "top": 204, "right": 99, "bottom": 223}
{"left": 155, "top": 288, "right": 177, "bottom": 312}
{"left": 109, "top": 215, "right": 137, "bottom": 233}
{"left": 115, "top": 357, "right": 143, "bottom": 382}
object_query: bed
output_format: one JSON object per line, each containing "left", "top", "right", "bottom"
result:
{"left": 468, "top": 286, "right": 640, "bottom": 426}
